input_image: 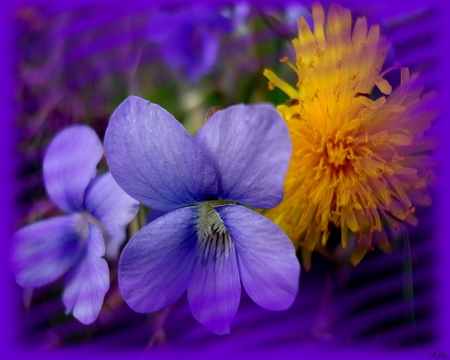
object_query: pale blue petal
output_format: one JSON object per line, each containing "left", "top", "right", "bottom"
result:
{"left": 194, "top": 104, "right": 292, "bottom": 209}
{"left": 118, "top": 207, "right": 198, "bottom": 313}
{"left": 63, "top": 222, "right": 109, "bottom": 325}
{"left": 84, "top": 172, "right": 139, "bottom": 236}
{"left": 43, "top": 125, "right": 103, "bottom": 212}
{"left": 104, "top": 96, "right": 218, "bottom": 211}
{"left": 12, "top": 215, "right": 87, "bottom": 288}
{"left": 188, "top": 234, "right": 241, "bottom": 335}
{"left": 216, "top": 205, "right": 300, "bottom": 310}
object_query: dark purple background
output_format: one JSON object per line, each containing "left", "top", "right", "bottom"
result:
{"left": 1, "top": 0, "right": 449, "bottom": 358}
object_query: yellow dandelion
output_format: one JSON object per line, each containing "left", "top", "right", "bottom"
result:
{"left": 263, "top": 3, "right": 438, "bottom": 268}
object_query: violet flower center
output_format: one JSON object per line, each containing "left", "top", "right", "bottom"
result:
{"left": 196, "top": 201, "right": 234, "bottom": 260}
{"left": 78, "top": 212, "right": 108, "bottom": 244}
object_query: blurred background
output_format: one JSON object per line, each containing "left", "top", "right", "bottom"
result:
{"left": 2, "top": 0, "right": 449, "bottom": 357}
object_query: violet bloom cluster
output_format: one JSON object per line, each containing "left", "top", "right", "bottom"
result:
{"left": 146, "top": 5, "right": 233, "bottom": 83}
{"left": 12, "top": 125, "right": 139, "bottom": 324}
{"left": 104, "top": 96, "right": 300, "bottom": 334}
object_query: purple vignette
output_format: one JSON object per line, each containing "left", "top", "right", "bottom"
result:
{"left": 104, "top": 96, "right": 300, "bottom": 335}
{"left": 11, "top": 125, "right": 139, "bottom": 324}
{"left": 146, "top": 5, "right": 233, "bottom": 83}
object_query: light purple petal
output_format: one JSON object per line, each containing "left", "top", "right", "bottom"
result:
{"left": 194, "top": 104, "right": 292, "bottom": 209}
{"left": 43, "top": 125, "right": 103, "bottom": 212}
{"left": 84, "top": 172, "right": 139, "bottom": 236}
{"left": 188, "top": 235, "right": 241, "bottom": 335}
{"left": 12, "top": 215, "right": 87, "bottom": 288}
{"left": 118, "top": 207, "right": 198, "bottom": 313}
{"left": 216, "top": 205, "right": 300, "bottom": 310}
{"left": 63, "top": 222, "right": 109, "bottom": 324}
{"left": 104, "top": 96, "right": 218, "bottom": 211}
{"left": 105, "top": 227, "right": 126, "bottom": 260}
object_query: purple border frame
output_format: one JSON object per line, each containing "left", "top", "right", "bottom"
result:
{"left": 1, "top": 0, "right": 449, "bottom": 358}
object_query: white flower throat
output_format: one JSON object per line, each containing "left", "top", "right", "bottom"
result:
{"left": 75, "top": 212, "right": 108, "bottom": 244}
{"left": 196, "top": 202, "right": 232, "bottom": 259}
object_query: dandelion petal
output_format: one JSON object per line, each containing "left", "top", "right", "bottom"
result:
{"left": 12, "top": 215, "right": 85, "bottom": 288}
{"left": 188, "top": 237, "right": 240, "bottom": 335}
{"left": 43, "top": 125, "right": 103, "bottom": 212}
{"left": 216, "top": 205, "right": 300, "bottom": 310}
{"left": 105, "top": 96, "right": 218, "bottom": 211}
{"left": 194, "top": 104, "right": 292, "bottom": 209}
{"left": 63, "top": 222, "right": 109, "bottom": 324}
{"left": 118, "top": 207, "right": 197, "bottom": 313}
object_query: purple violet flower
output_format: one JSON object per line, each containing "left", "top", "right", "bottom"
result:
{"left": 11, "top": 125, "right": 139, "bottom": 324}
{"left": 104, "top": 96, "right": 300, "bottom": 335}
{"left": 146, "top": 5, "right": 233, "bottom": 83}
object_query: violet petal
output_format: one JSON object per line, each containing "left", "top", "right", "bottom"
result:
{"left": 185, "top": 27, "right": 219, "bottom": 83}
{"left": 188, "top": 233, "right": 241, "bottom": 335}
{"left": 194, "top": 104, "right": 292, "bottom": 209}
{"left": 105, "top": 227, "right": 126, "bottom": 260}
{"left": 43, "top": 125, "right": 103, "bottom": 212}
{"left": 12, "top": 215, "right": 86, "bottom": 288}
{"left": 63, "top": 222, "right": 109, "bottom": 324}
{"left": 84, "top": 172, "right": 139, "bottom": 236}
{"left": 118, "top": 207, "right": 198, "bottom": 313}
{"left": 104, "top": 96, "right": 218, "bottom": 211}
{"left": 216, "top": 205, "right": 300, "bottom": 310}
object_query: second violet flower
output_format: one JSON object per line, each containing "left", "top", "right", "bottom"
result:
{"left": 104, "top": 96, "right": 300, "bottom": 335}
{"left": 12, "top": 125, "right": 139, "bottom": 324}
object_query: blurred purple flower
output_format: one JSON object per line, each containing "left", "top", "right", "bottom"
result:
{"left": 104, "top": 96, "right": 300, "bottom": 335}
{"left": 221, "top": 3, "right": 251, "bottom": 33}
{"left": 284, "top": 4, "right": 311, "bottom": 34}
{"left": 11, "top": 125, "right": 139, "bottom": 324}
{"left": 146, "top": 5, "right": 233, "bottom": 83}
